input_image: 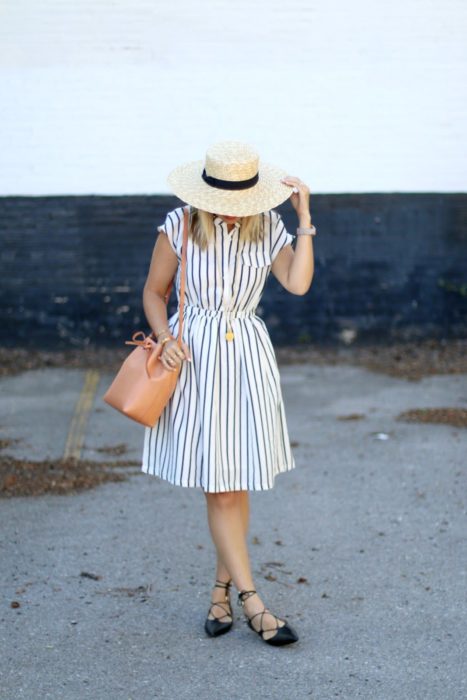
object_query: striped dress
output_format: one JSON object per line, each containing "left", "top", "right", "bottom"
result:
{"left": 141, "top": 205, "right": 297, "bottom": 492}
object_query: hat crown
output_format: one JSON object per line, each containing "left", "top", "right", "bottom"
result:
{"left": 204, "top": 141, "right": 259, "bottom": 182}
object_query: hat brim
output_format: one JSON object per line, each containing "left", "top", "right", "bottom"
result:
{"left": 166, "top": 159, "right": 293, "bottom": 217}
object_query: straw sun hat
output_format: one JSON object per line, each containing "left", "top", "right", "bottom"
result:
{"left": 166, "top": 140, "right": 293, "bottom": 217}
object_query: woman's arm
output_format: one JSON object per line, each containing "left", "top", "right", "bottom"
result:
{"left": 271, "top": 177, "right": 315, "bottom": 295}
{"left": 142, "top": 232, "right": 179, "bottom": 337}
{"left": 142, "top": 231, "right": 192, "bottom": 369}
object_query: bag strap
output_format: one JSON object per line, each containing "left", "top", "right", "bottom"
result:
{"left": 176, "top": 206, "right": 189, "bottom": 344}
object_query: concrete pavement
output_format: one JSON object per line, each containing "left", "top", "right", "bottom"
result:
{"left": 0, "top": 361, "right": 466, "bottom": 699}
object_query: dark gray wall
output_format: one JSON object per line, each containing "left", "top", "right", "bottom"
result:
{"left": 1, "top": 194, "right": 466, "bottom": 349}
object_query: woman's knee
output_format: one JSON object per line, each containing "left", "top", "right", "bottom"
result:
{"left": 204, "top": 490, "right": 243, "bottom": 509}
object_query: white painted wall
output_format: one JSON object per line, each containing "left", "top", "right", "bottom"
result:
{"left": 1, "top": 0, "right": 466, "bottom": 195}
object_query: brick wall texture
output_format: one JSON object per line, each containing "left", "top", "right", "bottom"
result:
{"left": 1, "top": 194, "right": 466, "bottom": 349}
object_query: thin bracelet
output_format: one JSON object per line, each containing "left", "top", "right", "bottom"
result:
{"left": 155, "top": 326, "right": 171, "bottom": 337}
{"left": 156, "top": 329, "right": 172, "bottom": 342}
{"left": 157, "top": 330, "right": 174, "bottom": 341}
{"left": 296, "top": 225, "right": 317, "bottom": 236}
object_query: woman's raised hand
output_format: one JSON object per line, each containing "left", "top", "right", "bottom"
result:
{"left": 280, "top": 176, "right": 311, "bottom": 218}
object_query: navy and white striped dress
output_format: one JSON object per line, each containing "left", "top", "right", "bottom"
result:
{"left": 141, "top": 205, "right": 297, "bottom": 492}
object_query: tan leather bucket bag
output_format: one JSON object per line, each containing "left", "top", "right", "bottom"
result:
{"left": 102, "top": 206, "right": 189, "bottom": 427}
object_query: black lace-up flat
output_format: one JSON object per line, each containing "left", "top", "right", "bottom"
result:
{"left": 204, "top": 579, "right": 233, "bottom": 637}
{"left": 237, "top": 589, "right": 299, "bottom": 646}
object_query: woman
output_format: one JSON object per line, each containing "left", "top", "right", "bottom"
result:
{"left": 141, "top": 141, "right": 315, "bottom": 646}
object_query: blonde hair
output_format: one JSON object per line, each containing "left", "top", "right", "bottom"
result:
{"left": 188, "top": 206, "right": 266, "bottom": 251}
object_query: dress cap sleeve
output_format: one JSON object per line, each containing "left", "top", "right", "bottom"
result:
{"left": 270, "top": 210, "right": 295, "bottom": 262}
{"left": 157, "top": 207, "right": 185, "bottom": 260}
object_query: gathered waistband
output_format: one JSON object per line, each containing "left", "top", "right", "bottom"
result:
{"left": 184, "top": 303, "right": 257, "bottom": 318}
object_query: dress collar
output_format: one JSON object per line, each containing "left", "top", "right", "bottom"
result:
{"left": 214, "top": 216, "right": 240, "bottom": 229}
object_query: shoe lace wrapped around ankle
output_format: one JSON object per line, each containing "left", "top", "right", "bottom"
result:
{"left": 237, "top": 589, "right": 285, "bottom": 638}
{"left": 207, "top": 579, "right": 232, "bottom": 621}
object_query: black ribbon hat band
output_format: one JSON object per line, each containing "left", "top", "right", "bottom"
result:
{"left": 202, "top": 168, "right": 259, "bottom": 191}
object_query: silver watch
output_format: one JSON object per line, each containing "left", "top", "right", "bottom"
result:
{"left": 296, "top": 225, "right": 317, "bottom": 236}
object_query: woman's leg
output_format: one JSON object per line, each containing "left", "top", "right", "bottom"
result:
{"left": 204, "top": 490, "right": 286, "bottom": 640}
{"left": 204, "top": 491, "right": 248, "bottom": 622}
{"left": 210, "top": 490, "right": 249, "bottom": 582}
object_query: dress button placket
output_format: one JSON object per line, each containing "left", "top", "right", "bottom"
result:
{"left": 223, "top": 227, "right": 235, "bottom": 341}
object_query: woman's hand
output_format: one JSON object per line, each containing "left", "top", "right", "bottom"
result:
{"left": 280, "top": 176, "right": 311, "bottom": 219}
{"left": 160, "top": 338, "right": 192, "bottom": 371}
